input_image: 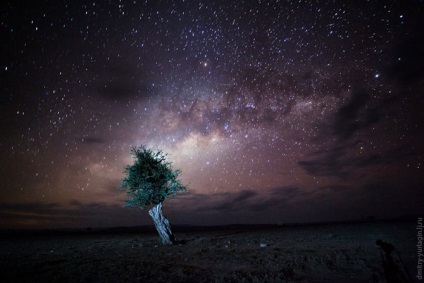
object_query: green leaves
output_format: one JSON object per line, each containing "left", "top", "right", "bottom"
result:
{"left": 119, "top": 145, "right": 187, "bottom": 209}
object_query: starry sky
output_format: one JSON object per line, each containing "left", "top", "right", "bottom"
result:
{"left": 1, "top": 0, "right": 423, "bottom": 229}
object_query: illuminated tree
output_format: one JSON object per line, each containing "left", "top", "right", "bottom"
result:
{"left": 118, "top": 145, "right": 187, "bottom": 244}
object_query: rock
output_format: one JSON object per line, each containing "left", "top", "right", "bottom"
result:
{"left": 260, "top": 243, "right": 267, "bottom": 248}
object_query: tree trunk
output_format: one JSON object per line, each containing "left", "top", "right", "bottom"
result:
{"left": 148, "top": 202, "right": 176, "bottom": 245}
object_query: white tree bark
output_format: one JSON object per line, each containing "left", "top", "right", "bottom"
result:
{"left": 148, "top": 202, "right": 176, "bottom": 245}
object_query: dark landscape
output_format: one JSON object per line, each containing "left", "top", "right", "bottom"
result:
{"left": 0, "top": 219, "right": 418, "bottom": 282}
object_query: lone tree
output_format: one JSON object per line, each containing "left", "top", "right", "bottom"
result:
{"left": 118, "top": 145, "right": 187, "bottom": 244}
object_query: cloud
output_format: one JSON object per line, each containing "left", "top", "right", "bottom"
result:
{"left": 332, "top": 91, "right": 379, "bottom": 141}
{"left": 68, "top": 200, "right": 107, "bottom": 209}
{"left": 298, "top": 90, "right": 412, "bottom": 179}
{"left": 173, "top": 187, "right": 307, "bottom": 214}
{"left": 298, "top": 142, "right": 420, "bottom": 179}
{"left": 171, "top": 190, "right": 262, "bottom": 213}
{"left": 318, "top": 185, "right": 351, "bottom": 193}
{"left": 0, "top": 201, "right": 80, "bottom": 228}
{"left": 0, "top": 202, "right": 61, "bottom": 213}
{"left": 196, "top": 190, "right": 259, "bottom": 212}
{"left": 298, "top": 145, "right": 352, "bottom": 179}
{"left": 270, "top": 186, "right": 303, "bottom": 198}
{"left": 0, "top": 201, "right": 143, "bottom": 229}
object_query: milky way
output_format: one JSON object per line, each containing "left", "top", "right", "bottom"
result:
{"left": 1, "top": 1, "right": 423, "bottom": 228}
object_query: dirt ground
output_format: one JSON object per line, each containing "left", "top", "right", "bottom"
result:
{"left": 0, "top": 220, "right": 419, "bottom": 282}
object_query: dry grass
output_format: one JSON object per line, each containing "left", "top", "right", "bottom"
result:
{"left": 0, "top": 220, "right": 416, "bottom": 282}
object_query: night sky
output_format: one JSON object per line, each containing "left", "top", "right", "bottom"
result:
{"left": 1, "top": 0, "right": 423, "bottom": 229}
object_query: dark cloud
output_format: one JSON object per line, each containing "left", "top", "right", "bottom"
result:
{"left": 353, "top": 145, "right": 419, "bottom": 167}
{"left": 0, "top": 201, "right": 110, "bottom": 217}
{"left": 318, "top": 185, "right": 351, "bottom": 193}
{"left": 298, "top": 89, "right": 412, "bottom": 179}
{"left": 332, "top": 91, "right": 379, "bottom": 141}
{"left": 172, "top": 190, "right": 262, "bottom": 213}
{"left": 174, "top": 188, "right": 306, "bottom": 214}
{"left": 173, "top": 182, "right": 417, "bottom": 223}
{"left": 299, "top": 142, "right": 421, "bottom": 179}
{"left": 204, "top": 190, "right": 259, "bottom": 212}
{"left": 0, "top": 202, "right": 60, "bottom": 212}
{"left": 298, "top": 145, "right": 351, "bottom": 179}
{"left": 316, "top": 86, "right": 415, "bottom": 146}
{"left": 0, "top": 200, "right": 144, "bottom": 229}
{"left": 270, "top": 186, "right": 303, "bottom": 198}
{"left": 68, "top": 200, "right": 107, "bottom": 209}
{"left": 0, "top": 201, "right": 81, "bottom": 228}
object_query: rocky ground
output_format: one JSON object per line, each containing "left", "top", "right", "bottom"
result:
{"left": 0, "top": 220, "right": 418, "bottom": 282}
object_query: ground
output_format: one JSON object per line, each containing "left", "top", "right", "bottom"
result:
{"left": 0, "top": 220, "right": 418, "bottom": 282}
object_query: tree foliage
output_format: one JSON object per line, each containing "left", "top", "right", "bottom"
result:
{"left": 119, "top": 145, "right": 187, "bottom": 209}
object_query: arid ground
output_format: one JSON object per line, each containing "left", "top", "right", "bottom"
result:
{"left": 0, "top": 219, "right": 419, "bottom": 282}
